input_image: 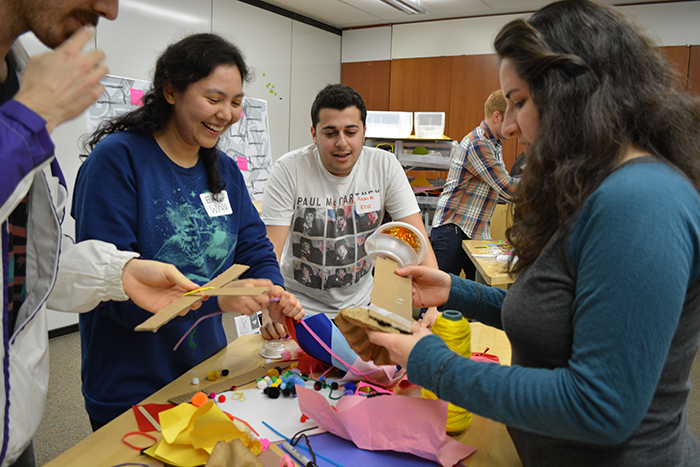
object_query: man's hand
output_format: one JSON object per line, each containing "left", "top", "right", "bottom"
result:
{"left": 14, "top": 27, "right": 108, "bottom": 133}
{"left": 268, "top": 286, "right": 304, "bottom": 322}
{"left": 260, "top": 308, "right": 288, "bottom": 340}
{"left": 261, "top": 287, "right": 305, "bottom": 340}
{"left": 121, "top": 258, "right": 200, "bottom": 314}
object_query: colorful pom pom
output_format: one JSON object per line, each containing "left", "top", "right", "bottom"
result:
{"left": 191, "top": 392, "right": 208, "bottom": 407}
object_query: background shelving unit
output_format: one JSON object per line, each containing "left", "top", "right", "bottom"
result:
{"left": 365, "top": 137, "right": 458, "bottom": 234}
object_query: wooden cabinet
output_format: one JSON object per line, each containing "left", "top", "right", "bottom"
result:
{"left": 689, "top": 46, "right": 700, "bottom": 96}
{"left": 341, "top": 61, "right": 391, "bottom": 111}
{"left": 343, "top": 45, "right": 698, "bottom": 172}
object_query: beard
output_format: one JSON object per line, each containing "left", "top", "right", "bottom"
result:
{"left": 31, "top": 6, "right": 100, "bottom": 49}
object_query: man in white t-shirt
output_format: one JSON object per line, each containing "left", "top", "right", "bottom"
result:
{"left": 261, "top": 84, "right": 438, "bottom": 339}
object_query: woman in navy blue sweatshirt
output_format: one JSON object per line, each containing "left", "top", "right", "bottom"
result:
{"left": 72, "top": 33, "right": 303, "bottom": 430}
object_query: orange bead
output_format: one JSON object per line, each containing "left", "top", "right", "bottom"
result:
{"left": 386, "top": 226, "right": 420, "bottom": 253}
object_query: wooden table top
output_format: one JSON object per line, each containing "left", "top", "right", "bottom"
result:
{"left": 44, "top": 324, "right": 520, "bottom": 467}
{"left": 462, "top": 240, "right": 517, "bottom": 287}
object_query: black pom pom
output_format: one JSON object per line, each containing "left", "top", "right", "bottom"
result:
{"left": 267, "top": 386, "right": 281, "bottom": 399}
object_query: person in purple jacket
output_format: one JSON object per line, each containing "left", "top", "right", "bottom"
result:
{"left": 0, "top": 2, "right": 227, "bottom": 466}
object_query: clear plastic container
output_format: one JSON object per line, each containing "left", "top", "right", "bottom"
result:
{"left": 365, "top": 111, "right": 413, "bottom": 138}
{"left": 414, "top": 112, "right": 445, "bottom": 138}
{"left": 365, "top": 221, "right": 427, "bottom": 267}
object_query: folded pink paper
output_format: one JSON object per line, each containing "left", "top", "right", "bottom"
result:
{"left": 296, "top": 386, "right": 476, "bottom": 466}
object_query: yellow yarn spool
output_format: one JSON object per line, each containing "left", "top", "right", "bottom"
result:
{"left": 421, "top": 310, "right": 472, "bottom": 434}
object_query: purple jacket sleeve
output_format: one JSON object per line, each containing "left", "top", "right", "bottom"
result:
{"left": 0, "top": 100, "right": 54, "bottom": 216}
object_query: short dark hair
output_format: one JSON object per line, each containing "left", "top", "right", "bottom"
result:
{"left": 311, "top": 84, "right": 367, "bottom": 129}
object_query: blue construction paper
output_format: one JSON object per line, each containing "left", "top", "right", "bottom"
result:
{"left": 297, "top": 432, "right": 439, "bottom": 467}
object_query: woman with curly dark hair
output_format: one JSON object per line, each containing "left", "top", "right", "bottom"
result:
{"left": 366, "top": 1, "right": 700, "bottom": 465}
{"left": 73, "top": 33, "right": 303, "bottom": 430}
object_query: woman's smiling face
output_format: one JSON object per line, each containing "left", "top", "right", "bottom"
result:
{"left": 165, "top": 64, "right": 244, "bottom": 152}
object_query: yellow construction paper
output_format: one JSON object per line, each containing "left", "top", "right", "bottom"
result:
{"left": 190, "top": 420, "right": 260, "bottom": 454}
{"left": 144, "top": 401, "right": 261, "bottom": 467}
{"left": 152, "top": 441, "right": 210, "bottom": 467}
{"left": 161, "top": 403, "right": 198, "bottom": 444}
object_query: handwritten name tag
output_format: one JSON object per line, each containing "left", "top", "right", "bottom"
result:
{"left": 355, "top": 194, "right": 380, "bottom": 214}
{"left": 200, "top": 190, "right": 233, "bottom": 217}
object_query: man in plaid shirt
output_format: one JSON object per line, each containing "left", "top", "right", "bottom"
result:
{"left": 430, "top": 90, "right": 518, "bottom": 280}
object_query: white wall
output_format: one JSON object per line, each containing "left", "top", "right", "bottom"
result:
{"left": 343, "top": 1, "right": 700, "bottom": 62}
{"left": 289, "top": 21, "right": 342, "bottom": 150}
{"left": 18, "top": 0, "right": 340, "bottom": 330}
{"left": 342, "top": 26, "right": 392, "bottom": 62}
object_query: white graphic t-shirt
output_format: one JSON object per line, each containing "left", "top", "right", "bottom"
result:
{"left": 262, "top": 144, "right": 419, "bottom": 317}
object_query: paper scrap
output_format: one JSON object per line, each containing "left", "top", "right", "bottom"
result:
{"left": 130, "top": 88, "right": 144, "bottom": 106}
{"left": 296, "top": 386, "right": 476, "bottom": 467}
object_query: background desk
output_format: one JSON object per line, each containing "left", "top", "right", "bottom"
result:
{"left": 44, "top": 324, "right": 520, "bottom": 467}
{"left": 463, "top": 240, "right": 516, "bottom": 289}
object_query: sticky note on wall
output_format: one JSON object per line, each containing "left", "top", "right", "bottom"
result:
{"left": 130, "top": 89, "right": 144, "bottom": 106}
{"left": 237, "top": 157, "right": 248, "bottom": 171}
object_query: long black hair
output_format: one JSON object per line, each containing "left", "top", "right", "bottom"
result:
{"left": 494, "top": 0, "right": 700, "bottom": 274}
{"left": 84, "top": 33, "right": 250, "bottom": 196}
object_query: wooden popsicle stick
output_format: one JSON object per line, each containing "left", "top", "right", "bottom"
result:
{"left": 202, "top": 287, "right": 269, "bottom": 296}
{"left": 137, "top": 405, "right": 161, "bottom": 432}
{"left": 135, "top": 264, "right": 256, "bottom": 332}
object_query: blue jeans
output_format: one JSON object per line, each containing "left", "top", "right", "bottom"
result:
{"left": 430, "top": 223, "right": 476, "bottom": 280}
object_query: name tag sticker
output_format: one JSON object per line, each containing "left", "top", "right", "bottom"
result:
{"left": 200, "top": 190, "right": 233, "bottom": 217}
{"left": 355, "top": 194, "right": 380, "bottom": 214}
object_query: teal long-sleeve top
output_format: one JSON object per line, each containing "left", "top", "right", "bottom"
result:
{"left": 407, "top": 157, "right": 700, "bottom": 466}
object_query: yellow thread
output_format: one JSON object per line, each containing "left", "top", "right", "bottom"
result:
{"left": 231, "top": 390, "right": 246, "bottom": 402}
{"left": 421, "top": 310, "right": 473, "bottom": 434}
{"left": 375, "top": 142, "right": 394, "bottom": 153}
{"left": 183, "top": 286, "right": 215, "bottom": 297}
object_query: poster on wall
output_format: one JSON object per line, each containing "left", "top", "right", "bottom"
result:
{"left": 86, "top": 75, "right": 272, "bottom": 201}
{"left": 217, "top": 97, "right": 272, "bottom": 202}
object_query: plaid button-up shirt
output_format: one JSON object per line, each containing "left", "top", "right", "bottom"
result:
{"left": 432, "top": 120, "right": 518, "bottom": 240}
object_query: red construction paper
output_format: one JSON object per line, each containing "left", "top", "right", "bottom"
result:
{"left": 132, "top": 403, "right": 176, "bottom": 432}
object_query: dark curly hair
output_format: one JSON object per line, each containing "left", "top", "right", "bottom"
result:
{"left": 83, "top": 33, "right": 250, "bottom": 196}
{"left": 494, "top": 0, "right": 700, "bottom": 274}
